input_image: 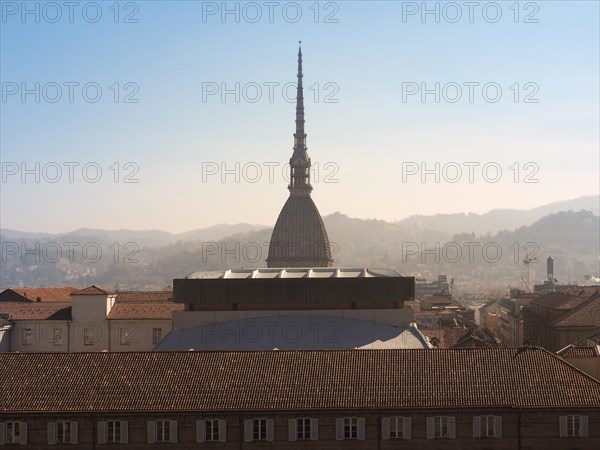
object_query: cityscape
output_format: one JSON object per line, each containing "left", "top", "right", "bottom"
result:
{"left": 1, "top": 1, "right": 599, "bottom": 449}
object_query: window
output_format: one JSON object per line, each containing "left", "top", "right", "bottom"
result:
{"left": 156, "top": 420, "right": 170, "bottom": 442}
{"left": 152, "top": 328, "right": 162, "bottom": 345}
{"left": 206, "top": 419, "right": 220, "bottom": 442}
{"left": 253, "top": 418, "right": 267, "bottom": 440}
{"left": 197, "top": 419, "right": 226, "bottom": 443}
{"left": 382, "top": 417, "right": 411, "bottom": 440}
{"left": 57, "top": 421, "right": 71, "bottom": 443}
{"left": 48, "top": 421, "right": 78, "bottom": 445}
{"left": 244, "top": 418, "right": 273, "bottom": 442}
{"left": 296, "top": 418, "right": 311, "bottom": 440}
{"left": 390, "top": 417, "right": 404, "bottom": 438}
{"left": 83, "top": 327, "right": 95, "bottom": 345}
{"left": 119, "top": 328, "right": 130, "bottom": 345}
{"left": 6, "top": 421, "right": 22, "bottom": 444}
{"left": 426, "top": 416, "right": 455, "bottom": 439}
{"left": 107, "top": 420, "right": 121, "bottom": 443}
{"left": 22, "top": 328, "right": 32, "bottom": 345}
{"left": 336, "top": 417, "right": 365, "bottom": 441}
{"left": 344, "top": 417, "right": 358, "bottom": 439}
{"left": 289, "top": 418, "right": 317, "bottom": 442}
{"left": 473, "top": 415, "right": 501, "bottom": 438}
{"left": 53, "top": 327, "right": 63, "bottom": 345}
{"left": 435, "top": 416, "right": 448, "bottom": 437}
{"left": 560, "top": 415, "right": 589, "bottom": 438}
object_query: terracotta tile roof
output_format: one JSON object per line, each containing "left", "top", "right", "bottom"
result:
{"left": 116, "top": 291, "right": 173, "bottom": 302}
{"left": 1, "top": 348, "right": 599, "bottom": 413}
{"left": 0, "top": 302, "right": 71, "bottom": 320}
{"left": 533, "top": 287, "right": 600, "bottom": 310}
{"left": 557, "top": 344, "right": 600, "bottom": 358}
{"left": 71, "top": 285, "right": 115, "bottom": 296}
{"left": 107, "top": 302, "right": 184, "bottom": 320}
{"left": 552, "top": 292, "right": 600, "bottom": 328}
{"left": 0, "top": 286, "right": 78, "bottom": 302}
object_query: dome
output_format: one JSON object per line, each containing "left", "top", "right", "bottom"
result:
{"left": 267, "top": 195, "right": 332, "bottom": 268}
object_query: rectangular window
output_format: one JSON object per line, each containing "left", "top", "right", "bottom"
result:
{"left": 6, "top": 421, "right": 21, "bottom": 444}
{"left": 567, "top": 415, "right": 581, "bottom": 437}
{"left": 344, "top": 417, "right": 358, "bottom": 439}
{"left": 53, "top": 328, "right": 63, "bottom": 345}
{"left": 253, "top": 419, "right": 267, "bottom": 441}
{"left": 152, "top": 328, "right": 162, "bottom": 345}
{"left": 119, "top": 328, "right": 130, "bottom": 345}
{"left": 156, "top": 420, "right": 170, "bottom": 442}
{"left": 434, "top": 416, "right": 448, "bottom": 438}
{"left": 22, "top": 328, "right": 32, "bottom": 345}
{"left": 389, "top": 417, "right": 404, "bottom": 439}
{"left": 482, "top": 415, "right": 495, "bottom": 437}
{"left": 57, "top": 421, "right": 71, "bottom": 443}
{"left": 296, "top": 418, "right": 311, "bottom": 440}
{"left": 83, "top": 327, "right": 94, "bottom": 345}
{"left": 206, "top": 419, "right": 220, "bottom": 442}
{"left": 107, "top": 420, "right": 121, "bottom": 443}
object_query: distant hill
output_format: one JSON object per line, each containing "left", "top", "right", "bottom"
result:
{"left": 1, "top": 198, "right": 598, "bottom": 292}
{"left": 397, "top": 195, "right": 599, "bottom": 235}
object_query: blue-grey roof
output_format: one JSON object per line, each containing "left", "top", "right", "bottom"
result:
{"left": 155, "top": 314, "right": 430, "bottom": 351}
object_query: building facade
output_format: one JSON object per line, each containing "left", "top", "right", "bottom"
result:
{"left": 1, "top": 348, "right": 599, "bottom": 449}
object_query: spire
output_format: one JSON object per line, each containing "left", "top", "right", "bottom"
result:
{"left": 289, "top": 41, "right": 312, "bottom": 196}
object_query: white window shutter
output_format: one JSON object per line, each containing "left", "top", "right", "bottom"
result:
{"left": 494, "top": 416, "right": 502, "bottom": 438}
{"left": 196, "top": 420, "right": 205, "bottom": 443}
{"left": 147, "top": 421, "right": 156, "bottom": 444}
{"left": 71, "top": 422, "right": 78, "bottom": 445}
{"left": 244, "top": 420, "right": 253, "bottom": 442}
{"left": 19, "top": 422, "right": 27, "bottom": 445}
{"left": 335, "top": 418, "right": 344, "bottom": 440}
{"left": 288, "top": 419, "right": 297, "bottom": 441}
{"left": 98, "top": 421, "right": 106, "bottom": 444}
{"left": 426, "top": 417, "right": 435, "bottom": 439}
{"left": 473, "top": 416, "right": 481, "bottom": 438}
{"left": 559, "top": 416, "right": 567, "bottom": 437}
{"left": 381, "top": 417, "right": 390, "bottom": 440}
{"left": 447, "top": 417, "right": 456, "bottom": 439}
{"left": 358, "top": 418, "right": 365, "bottom": 440}
{"left": 47, "top": 422, "right": 56, "bottom": 445}
{"left": 0, "top": 422, "right": 4, "bottom": 445}
{"left": 403, "top": 417, "right": 412, "bottom": 440}
{"left": 120, "top": 421, "right": 128, "bottom": 444}
{"left": 580, "top": 416, "right": 588, "bottom": 438}
{"left": 310, "top": 419, "right": 318, "bottom": 441}
{"left": 170, "top": 420, "right": 178, "bottom": 443}
{"left": 219, "top": 420, "right": 227, "bottom": 442}
{"left": 266, "top": 419, "right": 274, "bottom": 442}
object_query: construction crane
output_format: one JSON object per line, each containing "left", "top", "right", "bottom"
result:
{"left": 523, "top": 255, "right": 538, "bottom": 293}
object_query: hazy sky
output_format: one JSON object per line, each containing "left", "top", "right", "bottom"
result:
{"left": 1, "top": 0, "right": 598, "bottom": 233}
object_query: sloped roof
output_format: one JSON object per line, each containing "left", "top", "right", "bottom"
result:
{"left": 0, "top": 302, "right": 71, "bottom": 320}
{"left": 554, "top": 293, "right": 600, "bottom": 327}
{"left": 557, "top": 344, "right": 600, "bottom": 358}
{"left": 1, "top": 348, "right": 599, "bottom": 413}
{"left": 0, "top": 286, "right": 78, "bottom": 302}
{"left": 532, "top": 287, "right": 599, "bottom": 310}
{"left": 107, "top": 302, "right": 183, "bottom": 320}
{"left": 116, "top": 291, "right": 173, "bottom": 302}
{"left": 71, "top": 285, "right": 115, "bottom": 296}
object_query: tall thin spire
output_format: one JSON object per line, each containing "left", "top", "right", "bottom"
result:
{"left": 266, "top": 43, "right": 332, "bottom": 268}
{"left": 290, "top": 41, "right": 312, "bottom": 195}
